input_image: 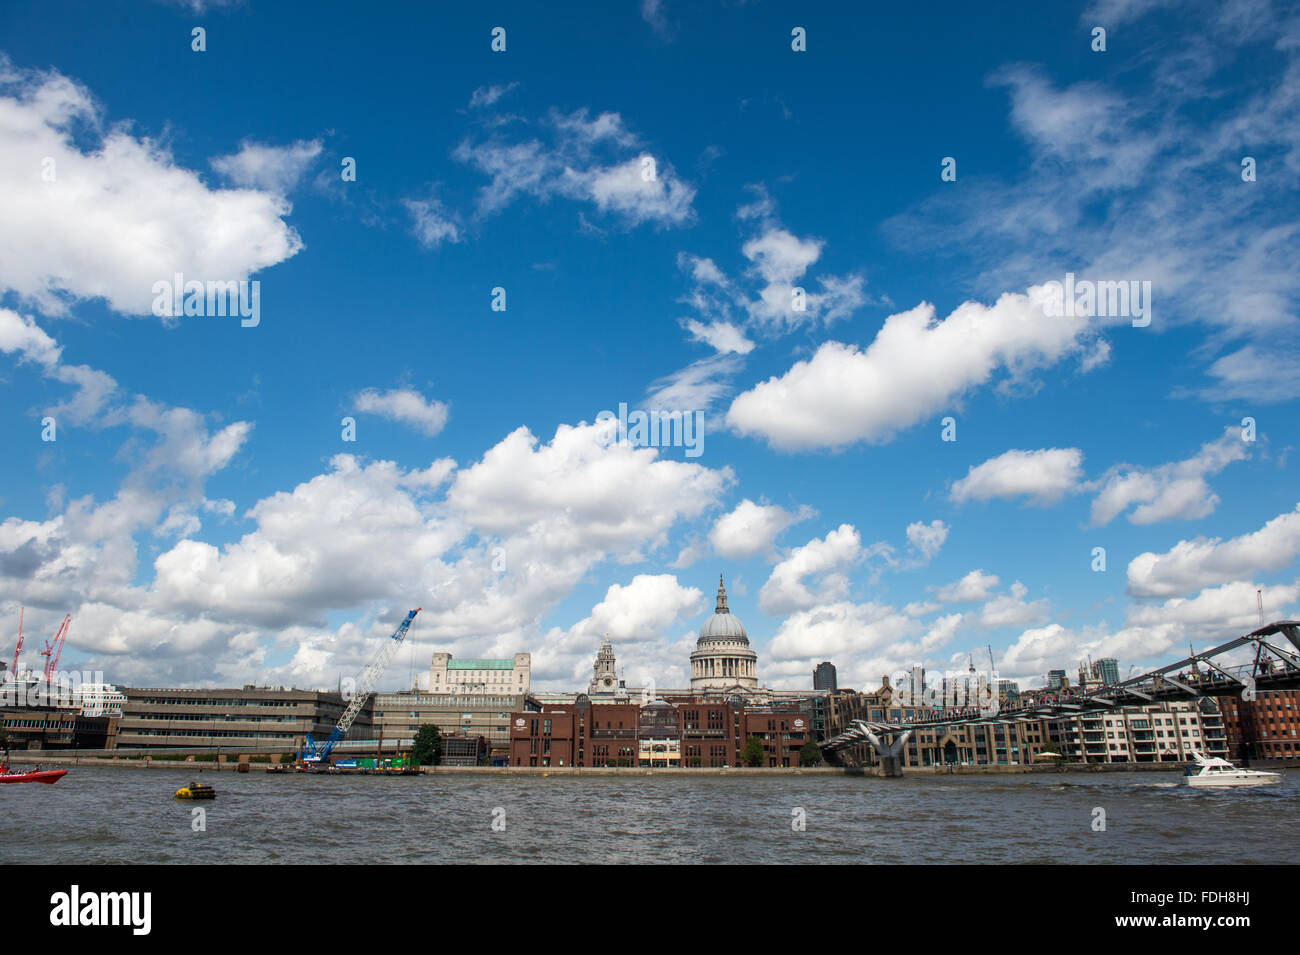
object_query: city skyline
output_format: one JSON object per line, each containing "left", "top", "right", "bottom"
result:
{"left": 1, "top": 0, "right": 1299, "bottom": 698}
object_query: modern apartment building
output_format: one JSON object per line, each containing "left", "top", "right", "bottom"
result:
{"left": 1216, "top": 688, "right": 1300, "bottom": 760}
{"left": 1049, "top": 698, "right": 1228, "bottom": 763}
{"left": 823, "top": 686, "right": 1055, "bottom": 768}
{"left": 114, "top": 686, "right": 369, "bottom": 751}
{"left": 0, "top": 681, "right": 117, "bottom": 750}
{"left": 993, "top": 678, "right": 1021, "bottom": 706}
{"left": 820, "top": 676, "right": 1232, "bottom": 768}
{"left": 440, "top": 734, "right": 489, "bottom": 766}
{"left": 372, "top": 690, "right": 538, "bottom": 764}
{"left": 0, "top": 677, "right": 122, "bottom": 749}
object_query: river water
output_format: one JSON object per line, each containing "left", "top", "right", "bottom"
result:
{"left": 2, "top": 766, "right": 1296, "bottom": 864}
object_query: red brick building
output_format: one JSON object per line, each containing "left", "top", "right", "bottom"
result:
{"left": 674, "top": 699, "right": 742, "bottom": 767}
{"left": 509, "top": 695, "right": 813, "bottom": 768}
{"left": 587, "top": 701, "right": 640, "bottom": 766}
{"left": 740, "top": 708, "right": 812, "bottom": 767}
{"left": 1217, "top": 689, "right": 1300, "bottom": 761}
{"left": 509, "top": 700, "right": 640, "bottom": 768}
{"left": 510, "top": 708, "right": 577, "bottom": 767}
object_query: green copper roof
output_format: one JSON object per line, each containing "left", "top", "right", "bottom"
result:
{"left": 446, "top": 659, "right": 515, "bottom": 670}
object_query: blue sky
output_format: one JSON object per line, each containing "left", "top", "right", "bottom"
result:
{"left": 1, "top": 0, "right": 1298, "bottom": 694}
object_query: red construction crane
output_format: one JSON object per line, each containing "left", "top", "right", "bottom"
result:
{"left": 8, "top": 606, "right": 23, "bottom": 678}
{"left": 40, "top": 615, "right": 71, "bottom": 682}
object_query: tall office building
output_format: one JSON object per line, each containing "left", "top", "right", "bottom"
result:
{"left": 993, "top": 678, "right": 1020, "bottom": 705}
{"left": 1079, "top": 657, "right": 1121, "bottom": 689}
{"left": 813, "top": 661, "right": 837, "bottom": 691}
{"left": 1095, "top": 658, "right": 1120, "bottom": 685}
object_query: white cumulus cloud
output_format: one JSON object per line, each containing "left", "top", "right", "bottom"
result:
{"left": 936, "top": 569, "right": 1001, "bottom": 603}
{"left": 0, "top": 59, "right": 303, "bottom": 317}
{"left": 709, "top": 499, "right": 810, "bottom": 560}
{"left": 355, "top": 388, "right": 450, "bottom": 437}
{"left": 210, "top": 138, "right": 323, "bottom": 194}
{"left": 950, "top": 448, "right": 1085, "bottom": 506}
{"left": 1089, "top": 427, "right": 1253, "bottom": 526}
{"left": 727, "top": 288, "right": 1097, "bottom": 451}
{"left": 906, "top": 519, "right": 949, "bottom": 561}
{"left": 758, "top": 524, "right": 861, "bottom": 615}
{"left": 1126, "top": 505, "right": 1300, "bottom": 598}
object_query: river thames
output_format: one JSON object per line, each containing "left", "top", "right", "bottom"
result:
{"left": 2, "top": 766, "right": 1296, "bottom": 864}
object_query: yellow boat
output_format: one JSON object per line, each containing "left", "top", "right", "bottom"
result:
{"left": 174, "top": 781, "right": 216, "bottom": 800}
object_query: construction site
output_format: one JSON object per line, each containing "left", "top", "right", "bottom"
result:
{"left": 0, "top": 606, "right": 446, "bottom": 770}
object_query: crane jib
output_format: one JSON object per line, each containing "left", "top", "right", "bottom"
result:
{"left": 301, "top": 607, "right": 421, "bottom": 764}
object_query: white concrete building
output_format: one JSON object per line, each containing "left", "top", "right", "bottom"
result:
{"left": 429, "top": 652, "right": 530, "bottom": 696}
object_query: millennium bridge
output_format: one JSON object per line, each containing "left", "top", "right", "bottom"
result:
{"left": 821, "top": 620, "right": 1300, "bottom": 775}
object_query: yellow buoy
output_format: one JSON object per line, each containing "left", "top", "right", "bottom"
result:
{"left": 174, "top": 781, "right": 216, "bottom": 800}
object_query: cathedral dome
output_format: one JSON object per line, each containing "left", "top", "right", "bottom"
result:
{"left": 690, "top": 575, "right": 757, "bottom": 691}
{"left": 698, "top": 576, "right": 749, "bottom": 645}
{"left": 699, "top": 612, "right": 748, "bottom": 643}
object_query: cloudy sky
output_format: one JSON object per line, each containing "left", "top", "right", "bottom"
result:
{"left": 1, "top": 0, "right": 1298, "bottom": 695}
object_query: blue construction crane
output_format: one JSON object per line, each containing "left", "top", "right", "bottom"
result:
{"left": 301, "top": 607, "right": 421, "bottom": 765}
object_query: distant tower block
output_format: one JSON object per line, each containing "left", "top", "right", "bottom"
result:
{"left": 814, "top": 661, "right": 838, "bottom": 691}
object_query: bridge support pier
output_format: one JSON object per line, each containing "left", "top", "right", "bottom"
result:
{"left": 862, "top": 729, "right": 912, "bottom": 777}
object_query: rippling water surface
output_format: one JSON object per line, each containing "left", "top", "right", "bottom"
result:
{"left": 2, "top": 766, "right": 1296, "bottom": 864}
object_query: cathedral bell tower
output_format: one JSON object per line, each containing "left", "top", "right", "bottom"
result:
{"left": 589, "top": 634, "right": 619, "bottom": 697}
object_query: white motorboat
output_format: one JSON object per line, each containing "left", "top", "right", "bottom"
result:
{"left": 1184, "top": 752, "right": 1281, "bottom": 787}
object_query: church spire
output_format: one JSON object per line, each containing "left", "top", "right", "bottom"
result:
{"left": 716, "top": 574, "right": 729, "bottom": 614}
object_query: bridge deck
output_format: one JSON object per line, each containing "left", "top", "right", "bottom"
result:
{"left": 823, "top": 620, "right": 1300, "bottom": 750}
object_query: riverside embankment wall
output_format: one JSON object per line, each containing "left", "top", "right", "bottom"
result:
{"left": 8, "top": 754, "right": 1234, "bottom": 777}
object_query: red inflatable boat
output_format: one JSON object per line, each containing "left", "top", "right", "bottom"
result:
{"left": 0, "top": 763, "right": 67, "bottom": 784}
